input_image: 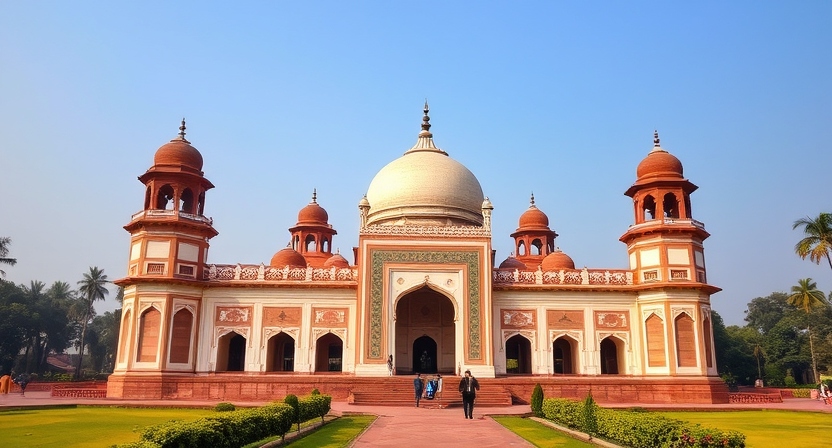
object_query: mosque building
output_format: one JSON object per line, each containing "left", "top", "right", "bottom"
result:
{"left": 108, "top": 105, "right": 726, "bottom": 404}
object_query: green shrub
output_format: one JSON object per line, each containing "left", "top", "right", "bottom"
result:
{"left": 284, "top": 394, "right": 300, "bottom": 432}
{"left": 790, "top": 388, "right": 812, "bottom": 398}
{"left": 311, "top": 388, "right": 321, "bottom": 395}
{"left": 136, "top": 402, "right": 294, "bottom": 448}
{"left": 214, "top": 402, "right": 236, "bottom": 412}
{"left": 300, "top": 393, "right": 332, "bottom": 424}
{"left": 530, "top": 383, "right": 544, "bottom": 417}
{"left": 784, "top": 374, "right": 797, "bottom": 388}
{"left": 580, "top": 393, "right": 598, "bottom": 436}
{"left": 541, "top": 398, "right": 746, "bottom": 448}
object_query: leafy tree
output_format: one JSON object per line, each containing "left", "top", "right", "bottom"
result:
{"left": 75, "top": 267, "right": 109, "bottom": 378}
{"left": 787, "top": 278, "right": 829, "bottom": 382}
{"left": 531, "top": 383, "right": 544, "bottom": 416}
{"left": 0, "top": 237, "right": 17, "bottom": 277}
{"left": 745, "top": 292, "right": 789, "bottom": 334}
{"left": 0, "top": 281, "right": 31, "bottom": 373}
{"left": 88, "top": 309, "right": 121, "bottom": 373}
{"left": 793, "top": 212, "right": 832, "bottom": 270}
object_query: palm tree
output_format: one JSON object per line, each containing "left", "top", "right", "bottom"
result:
{"left": 76, "top": 267, "right": 109, "bottom": 378}
{"left": 787, "top": 278, "right": 829, "bottom": 382}
{"left": 793, "top": 213, "right": 832, "bottom": 270}
{"left": 752, "top": 341, "right": 765, "bottom": 382}
{"left": 0, "top": 237, "right": 17, "bottom": 277}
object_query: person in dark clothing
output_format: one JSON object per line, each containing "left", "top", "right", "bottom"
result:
{"left": 413, "top": 373, "right": 424, "bottom": 407}
{"left": 13, "top": 373, "right": 30, "bottom": 396}
{"left": 458, "top": 369, "right": 480, "bottom": 419}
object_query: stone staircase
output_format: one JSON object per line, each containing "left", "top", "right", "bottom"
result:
{"left": 348, "top": 376, "right": 513, "bottom": 407}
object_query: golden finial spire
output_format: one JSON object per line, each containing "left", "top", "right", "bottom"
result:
{"left": 653, "top": 130, "right": 660, "bottom": 147}
{"left": 530, "top": 192, "right": 536, "bottom": 207}
{"left": 421, "top": 100, "right": 431, "bottom": 133}
{"left": 311, "top": 188, "right": 317, "bottom": 204}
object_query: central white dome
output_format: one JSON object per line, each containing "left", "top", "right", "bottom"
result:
{"left": 365, "top": 107, "right": 485, "bottom": 227}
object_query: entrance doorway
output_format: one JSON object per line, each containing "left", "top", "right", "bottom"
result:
{"left": 315, "top": 333, "right": 343, "bottom": 372}
{"left": 265, "top": 332, "right": 295, "bottom": 372}
{"left": 600, "top": 337, "right": 622, "bottom": 374}
{"left": 412, "top": 336, "right": 437, "bottom": 373}
{"left": 553, "top": 337, "right": 576, "bottom": 374}
{"left": 505, "top": 334, "right": 532, "bottom": 374}
{"left": 395, "top": 286, "right": 455, "bottom": 374}
{"left": 216, "top": 332, "right": 246, "bottom": 372}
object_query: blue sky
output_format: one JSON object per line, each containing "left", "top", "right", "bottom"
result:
{"left": 1, "top": 2, "right": 829, "bottom": 326}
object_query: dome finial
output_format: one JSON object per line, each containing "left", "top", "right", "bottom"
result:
{"left": 179, "top": 118, "right": 187, "bottom": 140}
{"left": 311, "top": 188, "right": 317, "bottom": 204}
{"left": 530, "top": 192, "right": 536, "bottom": 207}
{"left": 421, "top": 100, "right": 431, "bottom": 133}
{"left": 653, "top": 130, "right": 660, "bottom": 147}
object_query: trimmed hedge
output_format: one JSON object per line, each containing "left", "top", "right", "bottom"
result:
{"left": 542, "top": 398, "right": 746, "bottom": 448}
{"left": 111, "top": 393, "right": 333, "bottom": 448}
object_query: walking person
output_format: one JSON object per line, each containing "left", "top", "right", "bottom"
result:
{"left": 436, "top": 374, "right": 444, "bottom": 408}
{"left": 387, "top": 355, "right": 394, "bottom": 376}
{"left": 458, "top": 369, "right": 480, "bottom": 419}
{"left": 413, "top": 373, "right": 424, "bottom": 407}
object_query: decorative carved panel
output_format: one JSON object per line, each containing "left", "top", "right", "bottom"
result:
{"left": 547, "top": 310, "right": 584, "bottom": 330}
{"left": 501, "top": 309, "right": 535, "bottom": 329}
{"left": 263, "top": 307, "right": 301, "bottom": 326}
{"left": 594, "top": 311, "right": 629, "bottom": 330}
{"left": 313, "top": 308, "right": 348, "bottom": 327}
{"left": 215, "top": 306, "right": 252, "bottom": 325}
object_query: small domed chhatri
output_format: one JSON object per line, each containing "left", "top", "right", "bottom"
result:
{"left": 297, "top": 189, "right": 329, "bottom": 225}
{"left": 499, "top": 256, "right": 527, "bottom": 270}
{"left": 541, "top": 249, "right": 576, "bottom": 270}
{"left": 270, "top": 247, "right": 307, "bottom": 268}
{"left": 153, "top": 119, "right": 204, "bottom": 172}
{"left": 636, "top": 131, "right": 683, "bottom": 180}
{"left": 324, "top": 251, "right": 350, "bottom": 268}
{"left": 517, "top": 194, "right": 549, "bottom": 230}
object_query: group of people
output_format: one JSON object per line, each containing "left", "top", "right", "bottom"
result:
{"left": 413, "top": 369, "right": 480, "bottom": 419}
{"left": 818, "top": 382, "right": 831, "bottom": 404}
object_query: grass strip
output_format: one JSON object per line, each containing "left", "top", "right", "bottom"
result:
{"left": 657, "top": 410, "right": 827, "bottom": 448}
{"left": 284, "top": 415, "right": 376, "bottom": 448}
{"left": 492, "top": 416, "right": 594, "bottom": 448}
{"left": 0, "top": 406, "right": 215, "bottom": 448}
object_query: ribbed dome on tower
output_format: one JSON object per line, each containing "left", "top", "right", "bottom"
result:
{"left": 365, "top": 103, "right": 485, "bottom": 227}
{"left": 499, "top": 256, "right": 527, "bottom": 270}
{"left": 153, "top": 119, "right": 204, "bottom": 171}
{"left": 517, "top": 194, "right": 550, "bottom": 230}
{"left": 636, "top": 131, "right": 683, "bottom": 180}
{"left": 297, "top": 189, "right": 329, "bottom": 225}
{"left": 270, "top": 247, "right": 307, "bottom": 268}
{"left": 541, "top": 249, "right": 575, "bottom": 270}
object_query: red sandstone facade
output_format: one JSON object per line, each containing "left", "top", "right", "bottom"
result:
{"left": 109, "top": 110, "right": 726, "bottom": 404}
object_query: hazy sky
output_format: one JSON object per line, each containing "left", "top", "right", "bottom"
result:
{"left": 1, "top": 2, "right": 829, "bottom": 326}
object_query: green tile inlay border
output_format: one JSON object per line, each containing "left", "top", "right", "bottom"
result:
{"left": 369, "top": 250, "right": 481, "bottom": 359}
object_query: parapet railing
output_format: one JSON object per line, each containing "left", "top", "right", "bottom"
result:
{"left": 493, "top": 267, "right": 633, "bottom": 286}
{"left": 130, "top": 209, "right": 213, "bottom": 225}
{"left": 206, "top": 264, "right": 358, "bottom": 282}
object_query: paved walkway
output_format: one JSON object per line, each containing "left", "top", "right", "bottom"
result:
{"left": 1, "top": 392, "right": 831, "bottom": 447}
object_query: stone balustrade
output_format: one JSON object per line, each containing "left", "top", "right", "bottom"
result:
{"left": 493, "top": 267, "right": 633, "bottom": 286}
{"left": 207, "top": 264, "right": 358, "bottom": 282}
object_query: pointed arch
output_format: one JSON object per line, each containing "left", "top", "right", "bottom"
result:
{"left": 642, "top": 195, "right": 656, "bottom": 221}
{"left": 663, "top": 192, "right": 679, "bottom": 218}
{"left": 600, "top": 336, "right": 624, "bottom": 374}
{"left": 675, "top": 312, "right": 697, "bottom": 367}
{"left": 180, "top": 188, "right": 195, "bottom": 214}
{"left": 216, "top": 331, "right": 246, "bottom": 372}
{"left": 265, "top": 331, "right": 295, "bottom": 372}
{"left": 304, "top": 234, "right": 317, "bottom": 252}
{"left": 136, "top": 306, "right": 161, "bottom": 363}
{"left": 645, "top": 313, "right": 666, "bottom": 367}
{"left": 553, "top": 335, "right": 578, "bottom": 374}
{"left": 505, "top": 333, "right": 532, "bottom": 374}
{"left": 315, "top": 332, "right": 343, "bottom": 372}
{"left": 156, "top": 184, "right": 175, "bottom": 210}
{"left": 530, "top": 238, "right": 543, "bottom": 256}
{"left": 517, "top": 240, "right": 527, "bottom": 256}
{"left": 168, "top": 308, "right": 194, "bottom": 364}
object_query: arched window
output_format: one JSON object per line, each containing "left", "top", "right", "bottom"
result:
{"left": 180, "top": 188, "right": 194, "bottom": 214}
{"left": 531, "top": 239, "right": 543, "bottom": 256}
{"left": 136, "top": 307, "right": 161, "bottom": 363}
{"left": 703, "top": 317, "right": 713, "bottom": 368}
{"left": 305, "top": 234, "right": 317, "bottom": 252}
{"left": 517, "top": 241, "right": 527, "bottom": 256}
{"left": 169, "top": 308, "right": 193, "bottom": 364}
{"left": 156, "top": 185, "right": 175, "bottom": 210}
{"left": 645, "top": 314, "right": 666, "bottom": 367}
{"left": 197, "top": 191, "right": 206, "bottom": 215}
{"left": 663, "top": 193, "right": 679, "bottom": 218}
{"left": 642, "top": 195, "right": 656, "bottom": 221}
{"left": 675, "top": 313, "right": 697, "bottom": 367}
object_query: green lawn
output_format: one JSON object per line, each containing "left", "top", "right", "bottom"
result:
{"left": 285, "top": 415, "right": 376, "bottom": 448}
{"left": 0, "top": 406, "right": 215, "bottom": 448}
{"left": 492, "top": 416, "right": 594, "bottom": 448}
{"left": 656, "top": 410, "right": 828, "bottom": 448}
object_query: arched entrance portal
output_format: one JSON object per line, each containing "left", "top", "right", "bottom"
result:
{"left": 265, "top": 332, "right": 295, "bottom": 372}
{"left": 395, "top": 286, "right": 455, "bottom": 374}
{"left": 412, "top": 336, "right": 437, "bottom": 373}
{"left": 553, "top": 336, "right": 576, "bottom": 374}
{"left": 505, "top": 334, "right": 532, "bottom": 374}
{"left": 315, "top": 333, "right": 343, "bottom": 372}
{"left": 600, "top": 337, "right": 623, "bottom": 374}
{"left": 216, "top": 332, "right": 246, "bottom": 372}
